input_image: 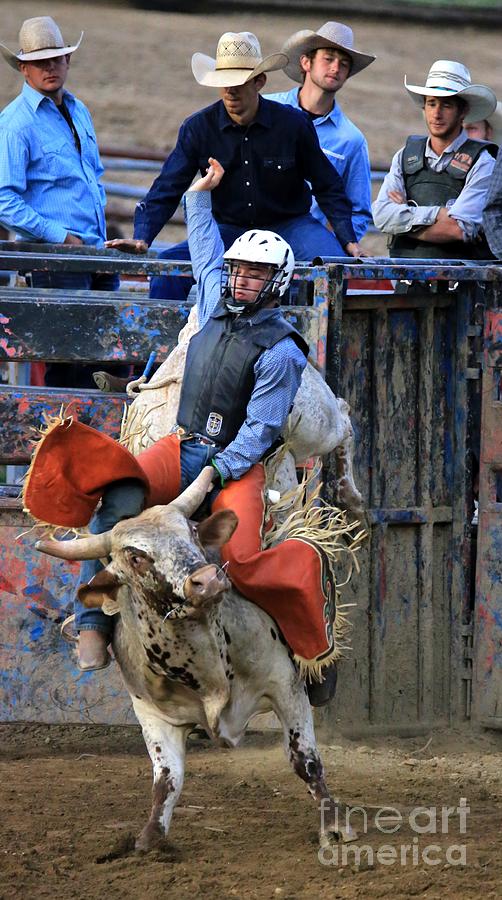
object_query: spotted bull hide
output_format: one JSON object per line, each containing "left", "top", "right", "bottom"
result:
{"left": 36, "top": 468, "right": 356, "bottom": 852}
{"left": 122, "top": 307, "right": 363, "bottom": 517}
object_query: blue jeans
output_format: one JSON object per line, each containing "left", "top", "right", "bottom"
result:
{"left": 74, "top": 440, "right": 217, "bottom": 633}
{"left": 150, "top": 214, "right": 347, "bottom": 300}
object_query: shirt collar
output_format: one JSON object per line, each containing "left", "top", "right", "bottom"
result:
{"left": 294, "top": 87, "right": 339, "bottom": 125}
{"left": 425, "top": 129, "right": 468, "bottom": 160}
{"left": 218, "top": 95, "right": 272, "bottom": 131}
{"left": 21, "top": 81, "right": 75, "bottom": 111}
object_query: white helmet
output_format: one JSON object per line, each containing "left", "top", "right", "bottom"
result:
{"left": 222, "top": 230, "right": 295, "bottom": 313}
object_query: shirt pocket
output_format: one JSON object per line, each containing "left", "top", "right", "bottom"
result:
{"left": 262, "top": 157, "right": 296, "bottom": 173}
{"left": 260, "top": 156, "right": 297, "bottom": 193}
{"left": 40, "top": 136, "right": 78, "bottom": 179}
{"left": 82, "top": 125, "right": 98, "bottom": 155}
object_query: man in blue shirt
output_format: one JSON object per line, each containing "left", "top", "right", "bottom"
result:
{"left": 266, "top": 22, "right": 375, "bottom": 242}
{"left": 126, "top": 32, "right": 362, "bottom": 300}
{"left": 0, "top": 16, "right": 120, "bottom": 387}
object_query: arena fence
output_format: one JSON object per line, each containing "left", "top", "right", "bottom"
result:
{"left": 0, "top": 245, "right": 500, "bottom": 738}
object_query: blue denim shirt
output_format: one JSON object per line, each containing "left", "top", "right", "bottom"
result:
{"left": 182, "top": 190, "right": 307, "bottom": 481}
{"left": 0, "top": 82, "right": 107, "bottom": 245}
{"left": 134, "top": 97, "right": 355, "bottom": 249}
{"left": 265, "top": 87, "right": 372, "bottom": 241}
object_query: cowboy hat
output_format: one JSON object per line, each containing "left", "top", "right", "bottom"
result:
{"left": 282, "top": 22, "right": 376, "bottom": 84}
{"left": 0, "top": 16, "right": 83, "bottom": 71}
{"left": 192, "top": 32, "right": 287, "bottom": 88}
{"left": 405, "top": 60, "right": 497, "bottom": 124}
{"left": 485, "top": 101, "right": 502, "bottom": 145}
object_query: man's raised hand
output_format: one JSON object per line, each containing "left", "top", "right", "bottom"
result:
{"left": 189, "top": 158, "right": 225, "bottom": 193}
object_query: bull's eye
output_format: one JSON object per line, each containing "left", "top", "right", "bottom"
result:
{"left": 124, "top": 547, "right": 153, "bottom": 574}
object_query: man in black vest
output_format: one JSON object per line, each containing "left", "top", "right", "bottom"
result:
{"left": 373, "top": 60, "right": 498, "bottom": 259}
{"left": 76, "top": 158, "right": 310, "bottom": 671}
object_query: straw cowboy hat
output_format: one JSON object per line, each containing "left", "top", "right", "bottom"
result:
{"left": 405, "top": 60, "right": 497, "bottom": 124}
{"left": 282, "top": 22, "right": 376, "bottom": 84}
{"left": 192, "top": 32, "right": 287, "bottom": 88}
{"left": 0, "top": 16, "right": 83, "bottom": 71}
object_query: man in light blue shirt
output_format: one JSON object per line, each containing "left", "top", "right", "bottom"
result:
{"left": 0, "top": 16, "right": 120, "bottom": 387}
{"left": 0, "top": 16, "right": 106, "bottom": 247}
{"left": 266, "top": 21, "right": 375, "bottom": 242}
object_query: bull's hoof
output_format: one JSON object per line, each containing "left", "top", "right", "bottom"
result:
{"left": 319, "top": 823, "right": 358, "bottom": 848}
{"left": 135, "top": 824, "right": 165, "bottom": 854}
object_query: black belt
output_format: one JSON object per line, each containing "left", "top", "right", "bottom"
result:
{"left": 175, "top": 427, "right": 220, "bottom": 449}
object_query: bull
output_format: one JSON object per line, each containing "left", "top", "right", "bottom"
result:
{"left": 36, "top": 466, "right": 357, "bottom": 852}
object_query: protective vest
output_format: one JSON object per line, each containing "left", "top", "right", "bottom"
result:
{"left": 390, "top": 135, "right": 498, "bottom": 259}
{"left": 177, "top": 305, "right": 309, "bottom": 447}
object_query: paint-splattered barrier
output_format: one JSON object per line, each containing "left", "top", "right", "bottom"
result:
{"left": 473, "top": 308, "right": 502, "bottom": 729}
{"left": 0, "top": 244, "right": 500, "bottom": 736}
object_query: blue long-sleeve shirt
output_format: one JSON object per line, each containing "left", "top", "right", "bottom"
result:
{"left": 265, "top": 87, "right": 372, "bottom": 241}
{"left": 134, "top": 96, "right": 355, "bottom": 249}
{"left": 0, "top": 82, "right": 107, "bottom": 245}
{"left": 182, "top": 190, "right": 307, "bottom": 481}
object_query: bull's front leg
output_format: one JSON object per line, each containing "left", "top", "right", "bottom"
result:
{"left": 276, "top": 686, "right": 357, "bottom": 846}
{"left": 133, "top": 699, "right": 190, "bottom": 852}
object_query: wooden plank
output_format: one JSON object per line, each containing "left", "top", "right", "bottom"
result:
{"left": 0, "top": 291, "right": 192, "bottom": 362}
{"left": 417, "top": 306, "right": 435, "bottom": 722}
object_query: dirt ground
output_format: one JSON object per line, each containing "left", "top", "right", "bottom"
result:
{"left": 1, "top": 1, "right": 502, "bottom": 251}
{"left": 1, "top": 723, "right": 502, "bottom": 899}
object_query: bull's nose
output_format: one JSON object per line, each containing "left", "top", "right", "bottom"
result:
{"left": 184, "top": 564, "right": 229, "bottom": 603}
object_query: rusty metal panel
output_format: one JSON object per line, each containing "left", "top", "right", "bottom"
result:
{"left": 473, "top": 309, "right": 502, "bottom": 727}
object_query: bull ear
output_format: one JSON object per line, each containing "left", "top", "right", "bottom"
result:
{"left": 77, "top": 569, "right": 123, "bottom": 615}
{"left": 197, "top": 510, "right": 238, "bottom": 548}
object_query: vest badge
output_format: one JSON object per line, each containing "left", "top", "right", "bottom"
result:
{"left": 450, "top": 152, "right": 473, "bottom": 173}
{"left": 206, "top": 412, "right": 223, "bottom": 437}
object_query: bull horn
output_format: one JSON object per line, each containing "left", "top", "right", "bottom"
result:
{"left": 35, "top": 531, "right": 113, "bottom": 561}
{"left": 169, "top": 466, "right": 214, "bottom": 518}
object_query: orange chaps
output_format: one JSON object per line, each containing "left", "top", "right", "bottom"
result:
{"left": 139, "top": 436, "right": 337, "bottom": 672}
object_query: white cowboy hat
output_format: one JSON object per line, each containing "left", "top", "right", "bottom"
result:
{"left": 0, "top": 16, "right": 82, "bottom": 71}
{"left": 405, "top": 60, "right": 497, "bottom": 124}
{"left": 282, "top": 22, "right": 376, "bottom": 84}
{"left": 192, "top": 32, "right": 287, "bottom": 88}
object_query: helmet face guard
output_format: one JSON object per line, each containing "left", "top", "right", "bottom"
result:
{"left": 221, "top": 260, "right": 284, "bottom": 313}
{"left": 221, "top": 230, "right": 295, "bottom": 314}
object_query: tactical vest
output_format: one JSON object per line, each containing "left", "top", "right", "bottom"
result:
{"left": 390, "top": 136, "right": 497, "bottom": 259}
{"left": 177, "top": 306, "right": 309, "bottom": 448}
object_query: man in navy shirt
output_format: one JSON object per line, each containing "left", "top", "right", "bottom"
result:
{"left": 116, "top": 32, "right": 362, "bottom": 298}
